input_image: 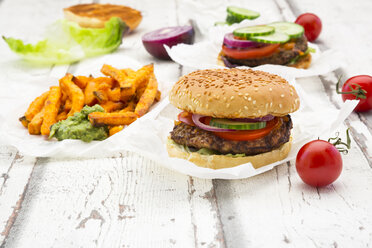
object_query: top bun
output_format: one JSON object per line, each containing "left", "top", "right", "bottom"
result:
{"left": 64, "top": 4, "right": 142, "bottom": 31}
{"left": 169, "top": 68, "right": 300, "bottom": 118}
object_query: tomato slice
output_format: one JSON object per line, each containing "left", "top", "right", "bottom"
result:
{"left": 211, "top": 118, "right": 280, "bottom": 141}
{"left": 178, "top": 111, "right": 194, "bottom": 126}
{"left": 222, "top": 44, "right": 280, "bottom": 60}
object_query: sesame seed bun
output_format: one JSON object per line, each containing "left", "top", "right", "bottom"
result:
{"left": 169, "top": 68, "right": 300, "bottom": 118}
{"left": 64, "top": 3, "right": 142, "bottom": 31}
{"left": 166, "top": 137, "right": 292, "bottom": 169}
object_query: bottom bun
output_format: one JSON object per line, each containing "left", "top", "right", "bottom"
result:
{"left": 289, "top": 53, "right": 312, "bottom": 69}
{"left": 166, "top": 137, "right": 292, "bottom": 170}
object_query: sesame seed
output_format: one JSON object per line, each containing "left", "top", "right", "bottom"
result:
{"left": 269, "top": 88, "right": 272, "bottom": 91}
{"left": 244, "top": 106, "right": 248, "bottom": 110}
{"left": 252, "top": 100, "right": 256, "bottom": 104}
{"left": 279, "top": 104, "right": 283, "bottom": 108}
{"left": 281, "top": 94, "right": 285, "bottom": 98}
{"left": 248, "top": 97, "right": 252, "bottom": 101}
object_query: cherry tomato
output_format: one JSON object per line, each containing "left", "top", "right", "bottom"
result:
{"left": 222, "top": 44, "right": 280, "bottom": 60}
{"left": 295, "top": 13, "right": 322, "bottom": 42}
{"left": 340, "top": 75, "right": 372, "bottom": 112}
{"left": 178, "top": 111, "right": 194, "bottom": 126}
{"left": 296, "top": 140, "right": 342, "bottom": 187}
{"left": 211, "top": 117, "right": 280, "bottom": 141}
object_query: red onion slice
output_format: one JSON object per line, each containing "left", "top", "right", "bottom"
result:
{"left": 223, "top": 33, "right": 261, "bottom": 49}
{"left": 142, "top": 26, "right": 195, "bottom": 60}
{"left": 192, "top": 114, "right": 236, "bottom": 132}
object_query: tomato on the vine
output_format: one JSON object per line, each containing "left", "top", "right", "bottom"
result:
{"left": 296, "top": 130, "right": 351, "bottom": 187}
{"left": 295, "top": 13, "right": 322, "bottom": 42}
{"left": 337, "top": 75, "right": 372, "bottom": 112}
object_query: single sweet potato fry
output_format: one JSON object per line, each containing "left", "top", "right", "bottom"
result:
{"left": 24, "top": 91, "right": 49, "bottom": 121}
{"left": 120, "top": 64, "right": 153, "bottom": 99}
{"left": 101, "top": 64, "right": 128, "bottom": 81}
{"left": 109, "top": 125, "right": 124, "bottom": 136}
{"left": 84, "top": 80, "right": 98, "bottom": 105}
{"left": 56, "top": 111, "right": 68, "bottom": 121}
{"left": 93, "top": 81, "right": 112, "bottom": 103}
{"left": 100, "top": 101, "right": 125, "bottom": 112}
{"left": 19, "top": 116, "right": 29, "bottom": 128}
{"left": 89, "top": 112, "right": 137, "bottom": 127}
{"left": 64, "top": 98, "right": 72, "bottom": 112}
{"left": 134, "top": 73, "right": 158, "bottom": 117}
{"left": 108, "top": 87, "right": 121, "bottom": 102}
{"left": 120, "top": 100, "right": 137, "bottom": 113}
{"left": 72, "top": 75, "right": 92, "bottom": 89}
{"left": 28, "top": 108, "right": 45, "bottom": 135}
{"left": 41, "top": 86, "right": 62, "bottom": 136}
{"left": 59, "top": 73, "right": 85, "bottom": 117}
{"left": 155, "top": 90, "right": 161, "bottom": 102}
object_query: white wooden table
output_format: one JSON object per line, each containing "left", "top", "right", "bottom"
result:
{"left": 1, "top": 0, "right": 372, "bottom": 247}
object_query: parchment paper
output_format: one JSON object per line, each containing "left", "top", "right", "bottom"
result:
{"left": 0, "top": 64, "right": 358, "bottom": 179}
{"left": 165, "top": 19, "right": 344, "bottom": 78}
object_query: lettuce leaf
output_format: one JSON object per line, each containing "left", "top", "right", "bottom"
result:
{"left": 3, "top": 17, "right": 127, "bottom": 65}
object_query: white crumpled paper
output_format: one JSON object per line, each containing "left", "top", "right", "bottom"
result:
{"left": 165, "top": 20, "right": 345, "bottom": 78}
{"left": 0, "top": 54, "right": 174, "bottom": 157}
{"left": 1, "top": 63, "right": 357, "bottom": 179}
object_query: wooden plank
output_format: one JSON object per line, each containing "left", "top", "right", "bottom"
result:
{"left": 0, "top": 149, "right": 37, "bottom": 246}
{"left": 3, "top": 153, "right": 225, "bottom": 247}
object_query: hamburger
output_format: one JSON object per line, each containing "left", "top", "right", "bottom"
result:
{"left": 167, "top": 68, "right": 300, "bottom": 169}
{"left": 219, "top": 22, "right": 312, "bottom": 69}
{"left": 64, "top": 3, "right": 142, "bottom": 31}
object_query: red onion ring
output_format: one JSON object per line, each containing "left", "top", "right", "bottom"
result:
{"left": 223, "top": 33, "right": 261, "bottom": 49}
{"left": 191, "top": 114, "right": 236, "bottom": 132}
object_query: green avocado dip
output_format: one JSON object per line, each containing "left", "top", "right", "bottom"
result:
{"left": 49, "top": 105, "right": 108, "bottom": 142}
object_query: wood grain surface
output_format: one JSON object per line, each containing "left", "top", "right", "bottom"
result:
{"left": 0, "top": 0, "right": 371, "bottom": 247}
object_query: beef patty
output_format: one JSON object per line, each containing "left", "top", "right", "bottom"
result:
{"left": 170, "top": 116, "right": 293, "bottom": 156}
{"left": 223, "top": 36, "right": 308, "bottom": 67}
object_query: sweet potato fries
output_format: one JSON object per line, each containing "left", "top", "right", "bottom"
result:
{"left": 20, "top": 64, "right": 161, "bottom": 138}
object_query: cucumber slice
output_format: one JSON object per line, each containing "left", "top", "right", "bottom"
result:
{"left": 249, "top": 31, "right": 290, "bottom": 44}
{"left": 233, "top": 25, "right": 275, "bottom": 39}
{"left": 210, "top": 118, "right": 267, "bottom": 130}
{"left": 268, "top": 22, "right": 304, "bottom": 38}
{"left": 226, "top": 14, "right": 240, "bottom": 25}
{"left": 227, "top": 6, "right": 260, "bottom": 21}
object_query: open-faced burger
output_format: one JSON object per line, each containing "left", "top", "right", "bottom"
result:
{"left": 167, "top": 68, "right": 300, "bottom": 169}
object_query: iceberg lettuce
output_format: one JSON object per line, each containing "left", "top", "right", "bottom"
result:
{"left": 3, "top": 17, "right": 127, "bottom": 65}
